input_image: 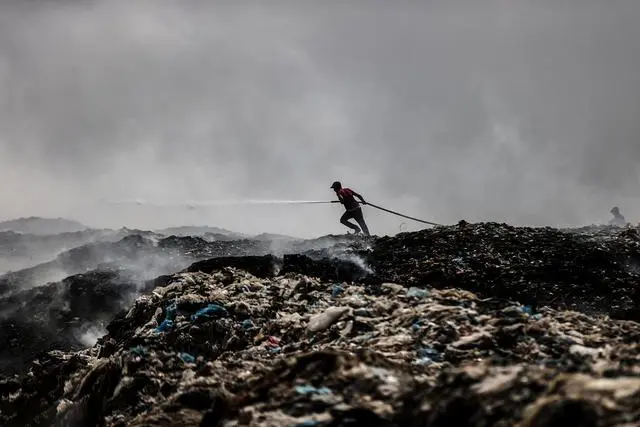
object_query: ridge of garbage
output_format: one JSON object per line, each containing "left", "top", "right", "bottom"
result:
{"left": 0, "top": 221, "right": 638, "bottom": 426}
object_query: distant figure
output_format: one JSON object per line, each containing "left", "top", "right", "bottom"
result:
{"left": 330, "top": 181, "right": 370, "bottom": 236}
{"left": 609, "top": 206, "right": 627, "bottom": 226}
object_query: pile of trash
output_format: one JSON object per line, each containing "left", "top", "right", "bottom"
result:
{"left": 0, "top": 233, "right": 369, "bottom": 376}
{"left": 0, "top": 235, "right": 368, "bottom": 373}
{"left": 366, "top": 221, "right": 640, "bottom": 320}
{"left": 1, "top": 222, "right": 640, "bottom": 425}
{"left": 1, "top": 264, "right": 638, "bottom": 426}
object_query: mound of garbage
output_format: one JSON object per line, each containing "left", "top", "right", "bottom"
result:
{"left": 0, "top": 222, "right": 639, "bottom": 426}
{"left": 1, "top": 265, "right": 638, "bottom": 427}
{"left": 0, "top": 234, "right": 366, "bottom": 375}
{"left": 366, "top": 222, "right": 640, "bottom": 320}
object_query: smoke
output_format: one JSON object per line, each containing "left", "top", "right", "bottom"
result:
{"left": 75, "top": 323, "right": 108, "bottom": 347}
{"left": 336, "top": 251, "right": 374, "bottom": 277}
{"left": 266, "top": 232, "right": 374, "bottom": 277}
{"left": 1, "top": 1, "right": 640, "bottom": 236}
{"left": 325, "top": 240, "right": 375, "bottom": 276}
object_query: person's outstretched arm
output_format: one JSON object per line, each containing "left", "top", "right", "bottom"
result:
{"left": 352, "top": 191, "right": 366, "bottom": 204}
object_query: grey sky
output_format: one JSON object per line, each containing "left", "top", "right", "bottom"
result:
{"left": 1, "top": 0, "right": 639, "bottom": 237}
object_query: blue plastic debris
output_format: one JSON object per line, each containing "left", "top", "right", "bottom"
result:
{"left": 331, "top": 285, "right": 344, "bottom": 297}
{"left": 242, "top": 319, "right": 255, "bottom": 330}
{"left": 520, "top": 305, "right": 533, "bottom": 315}
{"left": 417, "top": 345, "right": 442, "bottom": 362}
{"left": 165, "top": 302, "right": 177, "bottom": 321}
{"left": 178, "top": 352, "right": 196, "bottom": 363}
{"left": 292, "top": 421, "right": 322, "bottom": 427}
{"left": 413, "top": 357, "right": 434, "bottom": 365}
{"left": 295, "top": 385, "right": 332, "bottom": 395}
{"left": 411, "top": 319, "right": 422, "bottom": 331}
{"left": 155, "top": 319, "right": 174, "bottom": 333}
{"left": 191, "top": 304, "right": 228, "bottom": 321}
{"left": 129, "top": 345, "right": 148, "bottom": 356}
{"left": 407, "top": 287, "right": 429, "bottom": 298}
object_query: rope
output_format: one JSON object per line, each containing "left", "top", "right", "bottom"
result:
{"left": 366, "top": 202, "right": 442, "bottom": 226}
{"left": 332, "top": 200, "right": 442, "bottom": 226}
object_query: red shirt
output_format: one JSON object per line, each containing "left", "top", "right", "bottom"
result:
{"left": 338, "top": 188, "right": 359, "bottom": 210}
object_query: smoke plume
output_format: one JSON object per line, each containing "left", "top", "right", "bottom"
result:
{"left": 1, "top": 1, "right": 639, "bottom": 236}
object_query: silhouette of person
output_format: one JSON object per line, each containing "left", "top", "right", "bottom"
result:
{"left": 330, "top": 181, "right": 370, "bottom": 236}
{"left": 609, "top": 206, "right": 627, "bottom": 226}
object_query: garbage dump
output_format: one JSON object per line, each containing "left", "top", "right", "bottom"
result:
{"left": 0, "top": 266, "right": 637, "bottom": 426}
{"left": 0, "top": 222, "right": 639, "bottom": 426}
{"left": 366, "top": 221, "right": 640, "bottom": 320}
{"left": 0, "top": 234, "right": 364, "bottom": 374}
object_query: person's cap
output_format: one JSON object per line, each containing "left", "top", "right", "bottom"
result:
{"left": 330, "top": 181, "right": 341, "bottom": 189}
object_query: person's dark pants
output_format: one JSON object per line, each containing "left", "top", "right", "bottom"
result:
{"left": 340, "top": 207, "right": 370, "bottom": 236}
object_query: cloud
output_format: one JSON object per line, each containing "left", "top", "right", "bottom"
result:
{"left": 1, "top": 0, "right": 639, "bottom": 236}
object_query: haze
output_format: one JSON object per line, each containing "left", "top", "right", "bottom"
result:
{"left": 1, "top": 0, "right": 639, "bottom": 237}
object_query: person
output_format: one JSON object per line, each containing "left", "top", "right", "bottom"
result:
{"left": 330, "top": 181, "right": 370, "bottom": 236}
{"left": 609, "top": 206, "right": 627, "bottom": 226}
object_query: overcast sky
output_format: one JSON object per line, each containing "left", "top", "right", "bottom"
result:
{"left": 1, "top": 0, "right": 639, "bottom": 237}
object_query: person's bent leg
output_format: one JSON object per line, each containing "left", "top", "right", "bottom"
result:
{"left": 340, "top": 211, "right": 361, "bottom": 233}
{"left": 353, "top": 209, "right": 370, "bottom": 236}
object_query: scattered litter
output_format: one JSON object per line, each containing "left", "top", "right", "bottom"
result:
{"left": 242, "top": 319, "right": 255, "bottom": 330}
{"left": 307, "top": 307, "right": 351, "bottom": 332}
{"left": 165, "top": 302, "right": 177, "bottom": 320}
{"left": 267, "top": 336, "right": 281, "bottom": 346}
{"left": 521, "top": 305, "right": 533, "bottom": 315}
{"left": 128, "top": 346, "right": 147, "bottom": 356}
{"left": 295, "top": 385, "right": 333, "bottom": 395}
{"left": 406, "top": 287, "right": 429, "bottom": 298}
{"left": 190, "top": 303, "right": 228, "bottom": 321}
{"left": 416, "top": 346, "right": 442, "bottom": 362}
{"left": 292, "top": 421, "right": 322, "bottom": 427}
{"left": 331, "top": 285, "right": 344, "bottom": 298}
{"left": 154, "top": 319, "right": 174, "bottom": 333}
{"left": 178, "top": 352, "right": 196, "bottom": 363}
